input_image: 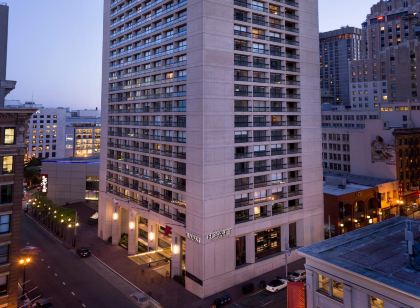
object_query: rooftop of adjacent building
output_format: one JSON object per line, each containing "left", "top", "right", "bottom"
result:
{"left": 323, "top": 174, "right": 397, "bottom": 196}
{"left": 5, "top": 101, "right": 101, "bottom": 119}
{"left": 323, "top": 182, "right": 372, "bottom": 196}
{"left": 42, "top": 157, "right": 100, "bottom": 165}
{"left": 369, "top": 0, "right": 420, "bottom": 17}
{"left": 319, "top": 26, "right": 362, "bottom": 39}
{"left": 332, "top": 173, "right": 395, "bottom": 186}
{"left": 298, "top": 217, "right": 420, "bottom": 298}
{"left": 0, "top": 107, "right": 36, "bottom": 114}
{"left": 393, "top": 127, "right": 420, "bottom": 136}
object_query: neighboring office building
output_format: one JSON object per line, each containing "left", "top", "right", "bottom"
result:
{"left": 7, "top": 102, "right": 101, "bottom": 159}
{"left": 394, "top": 128, "right": 420, "bottom": 208}
{"left": 65, "top": 109, "right": 101, "bottom": 158}
{"left": 298, "top": 217, "right": 420, "bottom": 308}
{"left": 321, "top": 106, "right": 420, "bottom": 209}
{"left": 320, "top": 27, "right": 362, "bottom": 105}
{"left": 349, "top": 0, "right": 420, "bottom": 109}
{"left": 0, "top": 4, "right": 35, "bottom": 307}
{"left": 28, "top": 106, "right": 67, "bottom": 159}
{"left": 324, "top": 175, "right": 399, "bottom": 237}
{"left": 99, "top": 0, "right": 323, "bottom": 298}
{"left": 41, "top": 158, "right": 100, "bottom": 206}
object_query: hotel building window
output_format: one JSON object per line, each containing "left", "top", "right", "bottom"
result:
{"left": 369, "top": 296, "right": 384, "bottom": 308}
{"left": 3, "top": 128, "right": 15, "bottom": 145}
{"left": 318, "top": 273, "right": 329, "bottom": 294}
{"left": 0, "top": 245, "right": 9, "bottom": 265}
{"left": 0, "top": 185, "right": 12, "bottom": 204}
{"left": 1, "top": 156, "right": 13, "bottom": 174}
{"left": 0, "top": 275, "right": 7, "bottom": 296}
{"left": 0, "top": 215, "right": 10, "bottom": 234}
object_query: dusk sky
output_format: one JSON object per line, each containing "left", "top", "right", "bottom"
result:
{"left": 4, "top": 0, "right": 378, "bottom": 109}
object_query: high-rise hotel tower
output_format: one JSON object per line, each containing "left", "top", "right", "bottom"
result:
{"left": 99, "top": 0, "right": 323, "bottom": 298}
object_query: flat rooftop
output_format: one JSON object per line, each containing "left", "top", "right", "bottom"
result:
{"left": 42, "top": 157, "right": 100, "bottom": 164}
{"left": 324, "top": 172, "right": 396, "bottom": 187}
{"left": 323, "top": 182, "right": 372, "bottom": 196}
{"left": 299, "top": 217, "right": 420, "bottom": 298}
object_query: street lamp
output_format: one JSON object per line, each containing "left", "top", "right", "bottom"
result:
{"left": 67, "top": 212, "right": 79, "bottom": 248}
{"left": 284, "top": 244, "right": 291, "bottom": 278}
{"left": 18, "top": 257, "right": 31, "bottom": 298}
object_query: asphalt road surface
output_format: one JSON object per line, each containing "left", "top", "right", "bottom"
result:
{"left": 21, "top": 215, "right": 141, "bottom": 308}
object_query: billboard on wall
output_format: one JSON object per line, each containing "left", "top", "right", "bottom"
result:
{"left": 371, "top": 135, "right": 395, "bottom": 164}
{"left": 287, "top": 282, "right": 305, "bottom": 308}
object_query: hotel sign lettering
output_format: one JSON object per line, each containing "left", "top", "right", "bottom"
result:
{"left": 186, "top": 232, "right": 201, "bottom": 244}
{"left": 206, "top": 228, "right": 232, "bottom": 241}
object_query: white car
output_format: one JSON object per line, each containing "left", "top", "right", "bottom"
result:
{"left": 130, "top": 292, "right": 151, "bottom": 307}
{"left": 288, "top": 270, "right": 306, "bottom": 282}
{"left": 265, "top": 278, "right": 288, "bottom": 292}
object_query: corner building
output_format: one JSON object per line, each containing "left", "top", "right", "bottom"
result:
{"left": 99, "top": 0, "right": 323, "bottom": 298}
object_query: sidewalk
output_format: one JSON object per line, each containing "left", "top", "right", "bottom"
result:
{"left": 69, "top": 202, "right": 305, "bottom": 308}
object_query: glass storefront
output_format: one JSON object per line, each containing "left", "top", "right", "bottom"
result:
{"left": 85, "top": 176, "right": 99, "bottom": 200}
{"left": 255, "top": 227, "right": 281, "bottom": 260}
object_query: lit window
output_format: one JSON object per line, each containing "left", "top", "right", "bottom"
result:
{"left": 4, "top": 128, "right": 15, "bottom": 145}
{"left": 318, "top": 274, "right": 329, "bottom": 293}
{"left": 1, "top": 156, "right": 13, "bottom": 174}
{"left": 332, "top": 280, "right": 344, "bottom": 300}
{"left": 369, "top": 296, "right": 384, "bottom": 308}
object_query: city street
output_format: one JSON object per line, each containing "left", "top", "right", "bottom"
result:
{"left": 21, "top": 214, "right": 141, "bottom": 308}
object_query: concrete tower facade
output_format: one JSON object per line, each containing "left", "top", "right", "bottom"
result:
{"left": 99, "top": 0, "right": 323, "bottom": 298}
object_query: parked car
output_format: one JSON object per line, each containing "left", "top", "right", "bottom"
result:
{"left": 288, "top": 270, "right": 306, "bottom": 282}
{"left": 32, "top": 298, "right": 52, "bottom": 308}
{"left": 213, "top": 294, "right": 231, "bottom": 307}
{"left": 265, "top": 278, "right": 288, "bottom": 293}
{"left": 77, "top": 247, "right": 91, "bottom": 258}
{"left": 130, "top": 292, "right": 150, "bottom": 307}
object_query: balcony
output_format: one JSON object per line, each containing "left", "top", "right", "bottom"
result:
{"left": 254, "top": 150, "right": 270, "bottom": 157}
{"left": 254, "top": 165, "right": 270, "bottom": 173}
{"left": 235, "top": 91, "right": 253, "bottom": 97}
{"left": 235, "top": 152, "right": 253, "bottom": 159}
{"left": 235, "top": 214, "right": 254, "bottom": 224}
{"left": 272, "top": 204, "right": 303, "bottom": 216}
{"left": 271, "top": 148, "right": 286, "bottom": 156}
{"left": 235, "top": 121, "right": 253, "bottom": 127}
{"left": 235, "top": 183, "right": 253, "bottom": 191}
{"left": 235, "top": 167, "right": 253, "bottom": 175}
{"left": 235, "top": 136, "right": 252, "bottom": 143}
{"left": 288, "top": 190, "right": 303, "bottom": 197}
{"left": 287, "top": 176, "right": 302, "bottom": 183}
{"left": 235, "top": 198, "right": 253, "bottom": 208}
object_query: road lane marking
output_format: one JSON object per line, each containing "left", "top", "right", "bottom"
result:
{"left": 54, "top": 273, "right": 58, "bottom": 277}
{"left": 41, "top": 259, "right": 44, "bottom": 262}
{"left": 47, "top": 266, "right": 50, "bottom": 269}
{"left": 62, "top": 282, "right": 66, "bottom": 286}
{"left": 71, "top": 291, "right": 76, "bottom": 296}
{"left": 82, "top": 304, "right": 87, "bottom": 308}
